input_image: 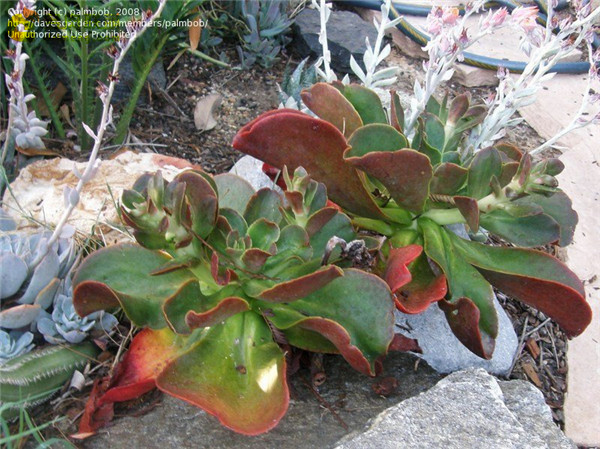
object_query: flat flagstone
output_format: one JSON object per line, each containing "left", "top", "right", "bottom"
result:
{"left": 517, "top": 73, "right": 600, "bottom": 447}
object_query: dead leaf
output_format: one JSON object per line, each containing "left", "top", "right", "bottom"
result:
{"left": 36, "top": 82, "right": 67, "bottom": 117}
{"left": 188, "top": 15, "right": 202, "bottom": 51}
{"left": 16, "top": 145, "right": 58, "bottom": 157}
{"left": 60, "top": 104, "right": 75, "bottom": 129}
{"left": 194, "top": 93, "right": 222, "bottom": 132}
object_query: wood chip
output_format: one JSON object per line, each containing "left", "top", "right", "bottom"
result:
{"left": 526, "top": 338, "right": 540, "bottom": 359}
{"left": 523, "top": 361, "right": 543, "bottom": 388}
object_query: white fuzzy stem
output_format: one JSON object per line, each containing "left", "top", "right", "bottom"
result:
{"left": 29, "top": 0, "right": 167, "bottom": 269}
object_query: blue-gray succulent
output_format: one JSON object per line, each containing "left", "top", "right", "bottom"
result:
{"left": 0, "top": 330, "right": 34, "bottom": 365}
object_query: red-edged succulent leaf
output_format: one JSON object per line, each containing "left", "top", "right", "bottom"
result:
{"left": 420, "top": 218, "right": 497, "bottom": 359}
{"left": 431, "top": 163, "right": 468, "bottom": 195}
{"left": 334, "top": 83, "right": 388, "bottom": 125}
{"left": 210, "top": 252, "right": 235, "bottom": 286}
{"left": 244, "top": 188, "right": 282, "bottom": 225}
{"left": 73, "top": 244, "right": 200, "bottom": 329}
{"left": 301, "top": 82, "right": 363, "bottom": 137}
{"left": 390, "top": 90, "right": 404, "bottom": 132}
{"left": 479, "top": 210, "right": 560, "bottom": 247}
{"left": 384, "top": 245, "right": 421, "bottom": 293}
{"left": 388, "top": 245, "right": 448, "bottom": 315}
{"left": 499, "top": 162, "right": 519, "bottom": 187}
{"left": 448, "top": 234, "right": 591, "bottom": 337}
{"left": 100, "top": 328, "right": 183, "bottom": 404}
{"left": 346, "top": 124, "right": 408, "bottom": 157}
{"left": 233, "top": 109, "right": 385, "bottom": 219}
{"left": 454, "top": 196, "right": 480, "bottom": 232}
{"left": 447, "top": 93, "right": 470, "bottom": 125}
{"left": 494, "top": 142, "right": 522, "bottom": 162}
{"left": 345, "top": 149, "right": 433, "bottom": 213}
{"left": 259, "top": 269, "right": 394, "bottom": 376}
{"left": 512, "top": 192, "right": 577, "bottom": 246}
{"left": 305, "top": 207, "right": 339, "bottom": 237}
{"left": 467, "top": 147, "right": 502, "bottom": 199}
{"left": 257, "top": 265, "right": 344, "bottom": 302}
{"left": 308, "top": 209, "right": 356, "bottom": 256}
{"left": 248, "top": 218, "right": 280, "bottom": 250}
{"left": 242, "top": 248, "right": 272, "bottom": 272}
{"left": 213, "top": 173, "right": 255, "bottom": 215}
{"left": 156, "top": 312, "right": 289, "bottom": 435}
{"left": 185, "top": 296, "right": 250, "bottom": 329}
{"left": 174, "top": 170, "right": 218, "bottom": 239}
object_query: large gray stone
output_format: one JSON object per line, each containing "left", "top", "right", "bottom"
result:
{"left": 291, "top": 8, "right": 379, "bottom": 74}
{"left": 229, "top": 155, "right": 281, "bottom": 192}
{"left": 395, "top": 296, "right": 518, "bottom": 376}
{"left": 336, "top": 369, "right": 575, "bottom": 449}
{"left": 82, "top": 352, "right": 442, "bottom": 449}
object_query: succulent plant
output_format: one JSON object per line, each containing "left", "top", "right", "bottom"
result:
{"left": 278, "top": 57, "right": 317, "bottom": 109}
{"left": 72, "top": 168, "right": 398, "bottom": 435}
{"left": 236, "top": 0, "right": 292, "bottom": 69}
{"left": 0, "top": 231, "right": 77, "bottom": 332}
{"left": 0, "top": 342, "right": 98, "bottom": 419}
{"left": 37, "top": 275, "right": 118, "bottom": 345}
{"left": 0, "top": 330, "right": 34, "bottom": 365}
{"left": 232, "top": 81, "right": 593, "bottom": 360}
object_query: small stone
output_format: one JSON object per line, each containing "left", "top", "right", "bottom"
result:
{"left": 291, "top": 8, "right": 379, "bottom": 74}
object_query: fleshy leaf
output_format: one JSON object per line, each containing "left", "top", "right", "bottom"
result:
{"left": 420, "top": 218, "right": 497, "bottom": 359}
{"left": 100, "top": 328, "right": 184, "bottom": 404}
{"left": 447, "top": 234, "right": 591, "bottom": 337}
{"left": 248, "top": 218, "right": 280, "bottom": 250}
{"left": 257, "top": 265, "right": 343, "bottom": 302}
{"left": 174, "top": 171, "right": 218, "bottom": 239}
{"left": 467, "top": 148, "right": 502, "bottom": 199}
{"left": 301, "top": 82, "right": 363, "bottom": 137}
{"left": 335, "top": 83, "right": 388, "bottom": 125}
{"left": 345, "top": 149, "right": 433, "bottom": 213}
{"left": 345, "top": 124, "right": 408, "bottom": 158}
{"left": 386, "top": 245, "right": 447, "bottom": 314}
{"left": 157, "top": 312, "right": 289, "bottom": 435}
{"left": 214, "top": 173, "right": 255, "bottom": 215}
{"left": 479, "top": 210, "right": 560, "bottom": 247}
{"left": 512, "top": 192, "right": 577, "bottom": 246}
{"left": 390, "top": 90, "right": 404, "bottom": 132}
{"left": 431, "top": 163, "right": 468, "bottom": 195}
{"left": 454, "top": 196, "right": 479, "bottom": 232}
{"left": 73, "top": 244, "right": 200, "bottom": 329}
{"left": 244, "top": 188, "right": 282, "bottom": 225}
{"left": 185, "top": 296, "right": 250, "bottom": 329}
{"left": 258, "top": 269, "right": 394, "bottom": 375}
{"left": 233, "top": 110, "right": 385, "bottom": 218}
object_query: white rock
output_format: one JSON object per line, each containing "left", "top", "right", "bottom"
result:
{"left": 229, "top": 155, "right": 281, "bottom": 193}
{"left": 3, "top": 151, "right": 200, "bottom": 243}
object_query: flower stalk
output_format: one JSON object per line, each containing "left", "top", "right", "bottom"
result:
{"left": 28, "top": 0, "right": 168, "bottom": 269}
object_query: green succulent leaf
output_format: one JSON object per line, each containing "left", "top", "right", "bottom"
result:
{"left": 390, "top": 90, "right": 404, "bottom": 132}
{"left": 479, "top": 210, "right": 560, "bottom": 247}
{"left": 157, "top": 312, "right": 289, "bottom": 435}
{"left": 467, "top": 148, "right": 502, "bottom": 199}
{"left": 431, "top": 163, "right": 468, "bottom": 195}
{"left": 301, "top": 82, "right": 363, "bottom": 137}
{"left": 420, "top": 218, "right": 498, "bottom": 359}
{"left": 448, "top": 233, "right": 591, "bottom": 337}
{"left": 345, "top": 149, "right": 433, "bottom": 213}
{"left": 334, "top": 83, "right": 388, "bottom": 125}
{"left": 73, "top": 243, "right": 200, "bottom": 329}
{"left": 174, "top": 170, "right": 218, "bottom": 239}
{"left": 248, "top": 218, "right": 280, "bottom": 251}
{"left": 214, "top": 173, "right": 255, "bottom": 215}
{"left": 423, "top": 112, "right": 445, "bottom": 151}
{"left": 244, "top": 188, "right": 283, "bottom": 225}
{"left": 346, "top": 124, "right": 408, "bottom": 158}
{"left": 257, "top": 269, "right": 395, "bottom": 376}
{"left": 511, "top": 192, "right": 577, "bottom": 246}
